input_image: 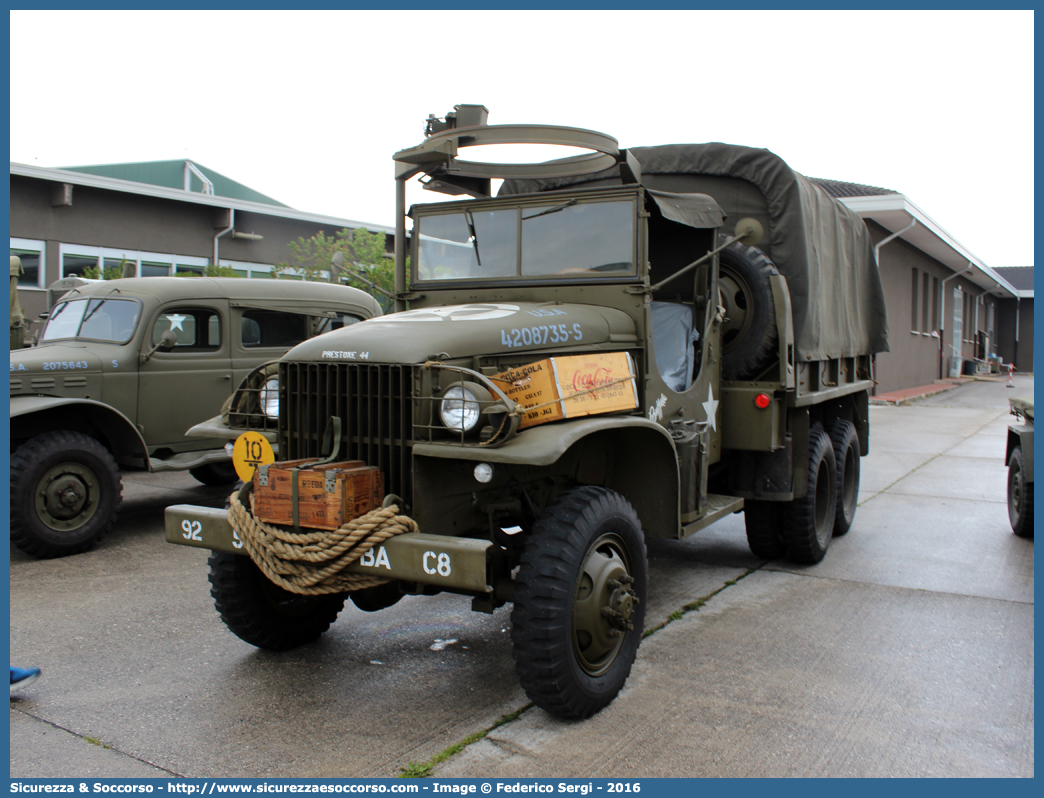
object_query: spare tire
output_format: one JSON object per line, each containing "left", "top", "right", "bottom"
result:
{"left": 718, "top": 239, "right": 778, "bottom": 381}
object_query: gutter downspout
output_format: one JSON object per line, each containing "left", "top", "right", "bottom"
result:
{"left": 938, "top": 264, "right": 974, "bottom": 379}
{"left": 214, "top": 208, "right": 234, "bottom": 270}
{"left": 1014, "top": 298, "right": 1020, "bottom": 370}
{"left": 870, "top": 217, "right": 917, "bottom": 394}
{"left": 874, "top": 217, "right": 917, "bottom": 266}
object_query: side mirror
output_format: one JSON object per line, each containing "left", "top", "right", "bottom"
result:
{"left": 140, "top": 330, "right": 178, "bottom": 363}
{"left": 734, "top": 218, "right": 763, "bottom": 247}
{"left": 158, "top": 330, "right": 178, "bottom": 351}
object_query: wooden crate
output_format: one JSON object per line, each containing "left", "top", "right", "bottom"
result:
{"left": 491, "top": 352, "right": 638, "bottom": 430}
{"left": 252, "top": 459, "right": 384, "bottom": 531}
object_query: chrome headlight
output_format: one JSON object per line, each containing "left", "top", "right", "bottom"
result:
{"left": 440, "top": 385, "right": 481, "bottom": 432}
{"left": 260, "top": 377, "right": 280, "bottom": 419}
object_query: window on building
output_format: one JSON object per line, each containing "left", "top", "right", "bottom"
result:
{"left": 141, "top": 261, "right": 171, "bottom": 277}
{"left": 11, "top": 248, "right": 42, "bottom": 288}
{"left": 152, "top": 308, "right": 222, "bottom": 350}
{"left": 922, "top": 273, "right": 931, "bottom": 333}
{"left": 911, "top": 268, "right": 919, "bottom": 331}
{"left": 63, "top": 254, "right": 101, "bottom": 279}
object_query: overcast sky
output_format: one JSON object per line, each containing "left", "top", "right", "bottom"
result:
{"left": 9, "top": 9, "right": 1035, "bottom": 267}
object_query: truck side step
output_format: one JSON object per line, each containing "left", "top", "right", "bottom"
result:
{"left": 680, "top": 494, "right": 745, "bottom": 538}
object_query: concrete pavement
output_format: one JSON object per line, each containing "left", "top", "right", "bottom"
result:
{"left": 9, "top": 375, "right": 1034, "bottom": 778}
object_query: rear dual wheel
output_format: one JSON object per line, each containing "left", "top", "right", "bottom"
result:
{"left": 744, "top": 421, "right": 855, "bottom": 564}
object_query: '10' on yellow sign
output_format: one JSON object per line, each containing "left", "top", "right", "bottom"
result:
{"left": 233, "top": 431, "right": 276, "bottom": 482}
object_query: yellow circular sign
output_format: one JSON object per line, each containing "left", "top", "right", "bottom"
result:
{"left": 232, "top": 431, "right": 275, "bottom": 483}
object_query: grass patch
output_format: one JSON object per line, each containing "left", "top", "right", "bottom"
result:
{"left": 83, "top": 736, "right": 111, "bottom": 749}
{"left": 399, "top": 567, "right": 758, "bottom": 776}
{"left": 399, "top": 704, "right": 532, "bottom": 778}
{"left": 642, "top": 567, "right": 757, "bottom": 639}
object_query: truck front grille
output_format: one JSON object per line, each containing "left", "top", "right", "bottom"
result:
{"left": 280, "top": 362, "right": 415, "bottom": 508}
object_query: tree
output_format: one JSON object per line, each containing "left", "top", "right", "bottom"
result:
{"left": 82, "top": 257, "right": 133, "bottom": 280}
{"left": 272, "top": 228, "right": 393, "bottom": 309}
{"left": 176, "top": 263, "right": 243, "bottom": 278}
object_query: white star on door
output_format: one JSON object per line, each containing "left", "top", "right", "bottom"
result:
{"left": 703, "top": 386, "right": 719, "bottom": 431}
{"left": 165, "top": 313, "right": 187, "bottom": 331}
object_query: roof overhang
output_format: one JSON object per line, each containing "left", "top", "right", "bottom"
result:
{"left": 840, "top": 193, "right": 1019, "bottom": 299}
{"left": 10, "top": 162, "right": 394, "bottom": 236}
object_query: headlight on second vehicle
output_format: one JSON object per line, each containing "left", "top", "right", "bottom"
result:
{"left": 260, "top": 377, "right": 280, "bottom": 419}
{"left": 440, "top": 385, "right": 482, "bottom": 433}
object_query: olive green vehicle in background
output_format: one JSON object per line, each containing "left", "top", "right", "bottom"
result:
{"left": 10, "top": 277, "right": 382, "bottom": 558}
{"left": 165, "top": 106, "right": 889, "bottom": 719}
{"left": 1006, "top": 397, "right": 1033, "bottom": 538}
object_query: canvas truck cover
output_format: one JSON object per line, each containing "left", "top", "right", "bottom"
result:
{"left": 502, "top": 143, "right": 890, "bottom": 361}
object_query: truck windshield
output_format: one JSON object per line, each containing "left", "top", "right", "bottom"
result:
{"left": 416, "top": 198, "right": 635, "bottom": 282}
{"left": 41, "top": 297, "right": 141, "bottom": 344}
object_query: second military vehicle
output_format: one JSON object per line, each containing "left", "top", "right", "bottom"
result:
{"left": 166, "top": 106, "right": 889, "bottom": 719}
{"left": 11, "top": 277, "right": 382, "bottom": 558}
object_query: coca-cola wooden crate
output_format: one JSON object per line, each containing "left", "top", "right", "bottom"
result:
{"left": 252, "top": 459, "right": 384, "bottom": 531}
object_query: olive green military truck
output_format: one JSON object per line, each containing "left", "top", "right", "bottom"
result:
{"left": 165, "top": 106, "right": 889, "bottom": 719}
{"left": 11, "top": 277, "right": 382, "bottom": 558}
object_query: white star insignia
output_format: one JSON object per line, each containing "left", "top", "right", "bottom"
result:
{"left": 165, "top": 313, "right": 187, "bottom": 331}
{"left": 703, "top": 386, "right": 719, "bottom": 432}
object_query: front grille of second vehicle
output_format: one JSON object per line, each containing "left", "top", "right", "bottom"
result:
{"left": 280, "top": 362, "right": 413, "bottom": 506}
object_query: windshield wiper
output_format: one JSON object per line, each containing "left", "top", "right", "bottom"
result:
{"left": 522, "top": 199, "right": 577, "bottom": 221}
{"left": 81, "top": 298, "right": 109, "bottom": 326}
{"left": 464, "top": 211, "right": 483, "bottom": 268}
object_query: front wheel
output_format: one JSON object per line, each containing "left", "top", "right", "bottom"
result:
{"left": 511, "top": 486, "right": 648, "bottom": 719}
{"left": 1008, "top": 446, "right": 1033, "bottom": 538}
{"left": 208, "top": 551, "right": 346, "bottom": 650}
{"left": 10, "top": 431, "right": 122, "bottom": 558}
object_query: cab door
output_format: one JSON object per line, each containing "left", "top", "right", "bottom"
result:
{"left": 137, "top": 300, "right": 233, "bottom": 449}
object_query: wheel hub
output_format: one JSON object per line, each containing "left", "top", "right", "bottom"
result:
{"left": 573, "top": 535, "right": 641, "bottom": 676}
{"left": 35, "top": 463, "right": 98, "bottom": 531}
{"left": 602, "top": 575, "right": 637, "bottom": 632}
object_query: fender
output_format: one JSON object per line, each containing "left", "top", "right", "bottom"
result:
{"left": 1006, "top": 424, "right": 1034, "bottom": 483}
{"left": 10, "top": 395, "right": 150, "bottom": 470}
{"left": 413, "top": 416, "right": 681, "bottom": 537}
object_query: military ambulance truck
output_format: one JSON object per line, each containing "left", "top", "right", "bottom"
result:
{"left": 165, "top": 106, "right": 888, "bottom": 719}
{"left": 11, "top": 277, "right": 382, "bottom": 558}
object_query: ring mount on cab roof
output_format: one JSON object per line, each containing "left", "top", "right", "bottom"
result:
{"left": 392, "top": 104, "right": 642, "bottom": 298}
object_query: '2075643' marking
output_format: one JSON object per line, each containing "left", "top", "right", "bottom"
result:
{"left": 501, "top": 323, "right": 583, "bottom": 348}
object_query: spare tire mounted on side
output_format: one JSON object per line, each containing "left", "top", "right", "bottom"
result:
{"left": 718, "top": 239, "right": 779, "bottom": 381}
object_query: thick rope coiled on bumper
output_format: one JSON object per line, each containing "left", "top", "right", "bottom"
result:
{"left": 227, "top": 489, "right": 418, "bottom": 595}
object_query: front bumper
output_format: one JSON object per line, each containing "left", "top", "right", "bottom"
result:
{"left": 164, "top": 504, "right": 494, "bottom": 593}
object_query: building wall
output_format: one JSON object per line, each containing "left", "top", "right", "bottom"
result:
{"left": 865, "top": 221, "right": 1007, "bottom": 392}
{"left": 996, "top": 297, "right": 1035, "bottom": 373}
{"left": 11, "top": 174, "right": 391, "bottom": 323}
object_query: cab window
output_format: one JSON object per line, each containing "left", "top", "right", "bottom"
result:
{"left": 152, "top": 308, "right": 222, "bottom": 350}
{"left": 241, "top": 310, "right": 308, "bottom": 348}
